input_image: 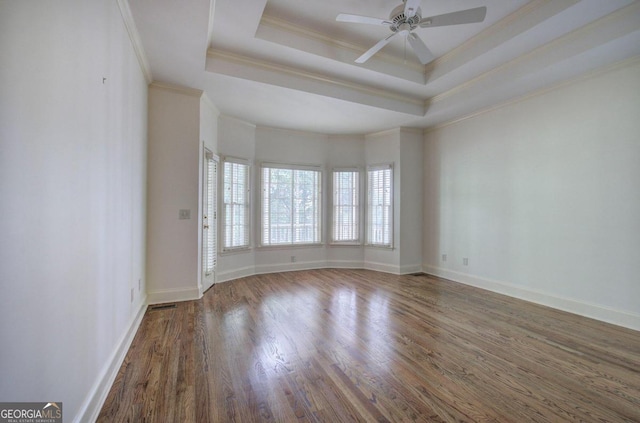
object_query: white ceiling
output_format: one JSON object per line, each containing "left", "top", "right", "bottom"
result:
{"left": 128, "top": 0, "right": 640, "bottom": 134}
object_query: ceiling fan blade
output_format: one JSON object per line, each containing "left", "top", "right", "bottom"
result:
{"left": 355, "top": 32, "right": 398, "bottom": 63}
{"left": 403, "top": 0, "right": 421, "bottom": 18}
{"left": 419, "top": 6, "right": 487, "bottom": 28}
{"left": 336, "top": 13, "right": 392, "bottom": 26}
{"left": 407, "top": 33, "right": 433, "bottom": 64}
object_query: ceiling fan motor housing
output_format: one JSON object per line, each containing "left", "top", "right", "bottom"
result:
{"left": 389, "top": 3, "right": 421, "bottom": 32}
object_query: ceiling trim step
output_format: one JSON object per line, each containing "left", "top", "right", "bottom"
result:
{"left": 206, "top": 49, "right": 427, "bottom": 116}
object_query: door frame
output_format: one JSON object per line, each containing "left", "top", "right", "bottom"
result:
{"left": 202, "top": 148, "right": 219, "bottom": 294}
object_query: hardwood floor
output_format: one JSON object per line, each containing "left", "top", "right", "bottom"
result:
{"left": 98, "top": 269, "right": 640, "bottom": 422}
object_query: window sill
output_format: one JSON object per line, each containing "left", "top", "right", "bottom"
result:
{"left": 220, "top": 247, "right": 252, "bottom": 256}
{"left": 365, "top": 244, "right": 394, "bottom": 250}
{"left": 257, "top": 243, "right": 324, "bottom": 251}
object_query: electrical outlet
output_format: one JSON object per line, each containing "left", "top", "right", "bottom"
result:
{"left": 178, "top": 209, "right": 191, "bottom": 220}
{"left": 442, "top": 254, "right": 447, "bottom": 262}
{"left": 130, "top": 288, "right": 134, "bottom": 303}
{"left": 291, "top": 256, "right": 296, "bottom": 263}
{"left": 463, "top": 258, "right": 469, "bottom": 266}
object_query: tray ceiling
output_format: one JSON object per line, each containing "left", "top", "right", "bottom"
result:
{"left": 128, "top": 0, "right": 640, "bottom": 134}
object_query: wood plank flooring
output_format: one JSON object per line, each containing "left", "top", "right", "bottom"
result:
{"left": 98, "top": 269, "right": 640, "bottom": 422}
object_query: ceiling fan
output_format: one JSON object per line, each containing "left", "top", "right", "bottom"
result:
{"left": 336, "top": 0, "right": 487, "bottom": 64}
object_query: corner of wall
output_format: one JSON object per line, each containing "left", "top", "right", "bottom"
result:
{"left": 116, "top": 0, "right": 153, "bottom": 83}
{"left": 147, "top": 287, "right": 202, "bottom": 305}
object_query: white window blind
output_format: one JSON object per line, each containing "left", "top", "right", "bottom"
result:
{"left": 332, "top": 170, "right": 360, "bottom": 243}
{"left": 204, "top": 154, "right": 217, "bottom": 275}
{"left": 366, "top": 164, "right": 393, "bottom": 247}
{"left": 262, "top": 164, "right": 321, "bottom": 246}
{"left": 222, "top": 159, "right": 250, "bottom": 251}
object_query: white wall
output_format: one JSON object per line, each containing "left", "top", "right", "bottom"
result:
{"left": 147, "top": 84, "right": 203, "bottom": 303}
{"left": 364, "top": 129, "right": 401, "bottom": 272}
{"left": 399, "top": 129, "right": 424, "bottom": 273}
{"left": 327, "top": 135, "right": 366, "bottom": 267}
{"left": 216, "top": 116, "right": 257, "bottom": 281}
{"left": 0, "top": 0, "right": 148, "bottom": 421}
{"left": 423, "top": 59, "right": 640, "bottom": 330}
{"left": 254, "top": 127, "right": 330, "bottom": 273}
{"left": 215, "top": 123, "right": 375, "bottom": 281}
{"left": 214, "top": 119, "right": 424, "bottom": 281}
{"left": 200, "top": 95, "right": 219, "bottom": 155}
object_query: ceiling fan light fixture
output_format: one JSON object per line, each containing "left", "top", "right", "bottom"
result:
{"left": 336, "top": 2, "right": 487, "bottom": 64}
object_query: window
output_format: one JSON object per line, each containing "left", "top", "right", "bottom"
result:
{"left": 261, "top": 164, "right": 321, "bottom": 245}
{"left": 332, "top": 169, "right": 360, "bottom": 243}
{"left": 366, "top": 164, "right": 393, "bottom": 247}
{"left": 222, "top": 158, "right": 250, "bottom": 251}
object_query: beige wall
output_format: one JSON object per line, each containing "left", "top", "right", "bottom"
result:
{"left": 146, "top": 85, "right": 203, "bottom": 303}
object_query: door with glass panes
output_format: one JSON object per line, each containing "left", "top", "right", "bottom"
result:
{"left": 202, "top": 150, "right": 218, "bottom": 292}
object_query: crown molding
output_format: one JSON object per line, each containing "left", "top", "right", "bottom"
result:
{"left": 260, "top": 15, "right": 376, "bottom": 58}
{"left": 206, "top": 0, "right": 217, "bottom": 49}
{"left": 116, "top": 0, "right": 152, "bottom": 83}
{"left": 200, "top": 93, "right": 220, "bottom": 116}
{"left": 206, "top": 48, "right": 426, "bottom": 116}
{"left": 366, "top": 127, "right": 401, "bottom": 138}
{"left": 431, "top": 1, "right": 640, "bottom": 106}
{"left": 220, "top": 114, "right": 257, "bottom": 129}
{"left": 426, "top": 55, "right": 640, "bottom": 134}
{"left": 257, "top": 124, "right": 330, "bottom": 138}
{"left": 149, "top": 81, "right": 203, "bottom": 97}
{"left": 426, "top": 0, "right": 580, "bottom": 82}
{"left": 259, "top": 14, "right": 425, "bottom": 74}
{"left": 399, "top": 127, "right": 424, "bottom": 136}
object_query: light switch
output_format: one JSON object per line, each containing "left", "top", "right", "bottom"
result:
{"left": 179, "top": 209, "right": 191, "bottom": 220}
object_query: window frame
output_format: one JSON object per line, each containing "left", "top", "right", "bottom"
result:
{"left": 366, "top": 163, "right": 394, "bottom": 249}
{"left": 260, "top": 162, "right": 323, "bottom": 247}
{"left": 221, "top": 156, "right": 251, "bottom": 253}
{"left": 330, "top": 167, "right": 361, "bottom": 245}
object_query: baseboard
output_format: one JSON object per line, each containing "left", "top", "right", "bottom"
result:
{"left": 423, "top": 264, "right": 640, "bottom": 332}
{"left": 147, "top": 287, "right": 201, "bottom": 304}
{"left": 74, "top": 296, "right": 148, "bottom": 423}
{"left": 255, "top": 260, "right": 327, "bottom": 275}
{"left": 216, "top": 265, "right": 256, "bottom": 284}
{"left": 364, "top": 261, "right": 401, "bottom": 274}
{"left": 399, "top": 264, "right": 423, "bottom": 275}
{"left": 216, "top": 259, "right": 403, "bottom": 284}
{"left": 325, "top": 260, "right": 365, "bottom": 269}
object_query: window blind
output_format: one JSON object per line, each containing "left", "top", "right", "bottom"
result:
{"left": 366, "top": 164, "right": 392, "bottom": 247}
{"left": 332, "top": 170, "right": 359, "bottom": 243}
{"left": 222, "top": 159, "right": 250, "bottom": 250}
{"left": 262, "top": 165, "right": 321, "bottom": 245}
{"left": 204, "top": 156, "right": 217, "bottom": 275}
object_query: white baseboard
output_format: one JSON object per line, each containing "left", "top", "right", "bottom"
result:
{"left": 423, "top": 264, "right": 640, "bottom": 332}
{"left": 326, "top": 260, "right": 365, "bottom": 269}
{"left": 255, "top": 260, "right": 327, "bottom": 275}
{"left": 399, "top": 264, "right": 423, "bottom": 275}
{"left": 147, "top": 287, "right": 201, "bottom": 304}
{"left": 75, "top": 296, "right": 148, "bottom": 423}
{"left": 363, "top": 260, "right": 401, "bottom": 274}
{"left": 215, "top": 259, "right": 405, "bottom": 285}
{"left": 216, "top": 265, "right": 256, "bottom": 284}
